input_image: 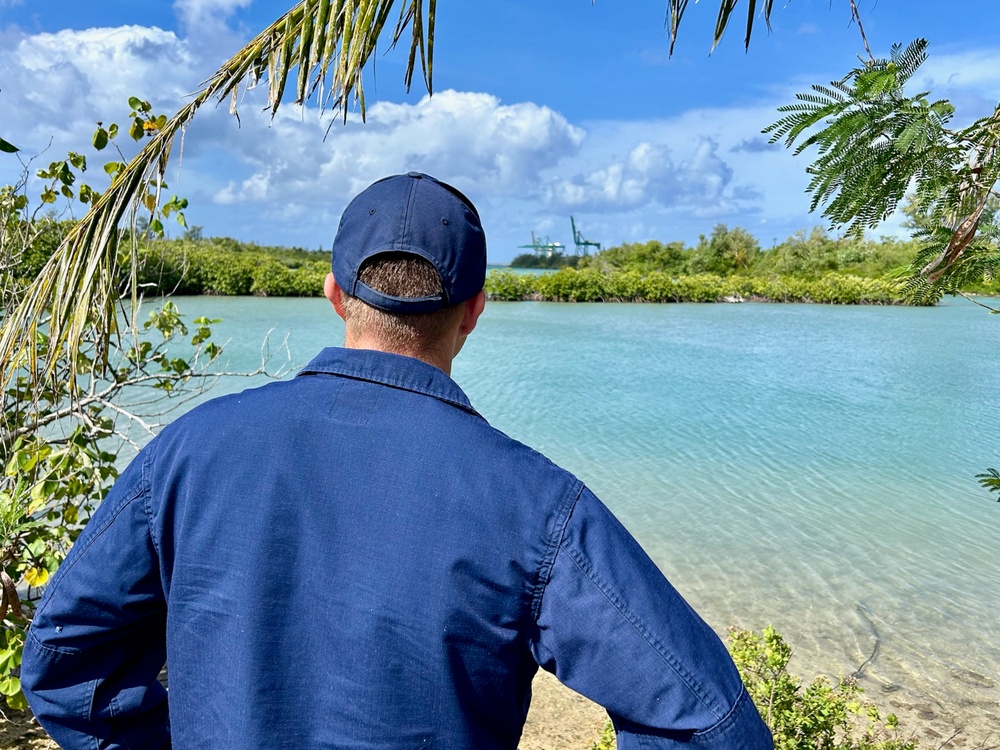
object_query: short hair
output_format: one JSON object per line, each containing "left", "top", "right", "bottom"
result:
{"left": 340, "top": 253, "right": 466, "bottom": 347}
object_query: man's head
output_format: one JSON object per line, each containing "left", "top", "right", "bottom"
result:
{"left": 326, "top": 173, "right": 487, "bottom": 371}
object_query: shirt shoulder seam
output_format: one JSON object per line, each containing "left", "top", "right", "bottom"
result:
{"left": 140, "top": 443, "right": 160, "bottom": 557}
{"left": 531, "top": 480, "right": 584, "bottom": 621}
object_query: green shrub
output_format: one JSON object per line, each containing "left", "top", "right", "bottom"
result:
{"left": 484, "top": 270, "right": 536, "bottom": 301}
{"left": 730, "top": 626, "right": 918, "bottom": 750}
{"left": 590, "top": 627, "right": 920, "bottom": 750}
{"left": 488, "top": 268, "right": 911, "bottom": 305}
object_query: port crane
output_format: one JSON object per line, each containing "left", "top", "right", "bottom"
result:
{"left": 570, "top": 217, "right": 601, "bottom": 256}
{"left": 518, "top": 232, "right": 565, "bottom": 257}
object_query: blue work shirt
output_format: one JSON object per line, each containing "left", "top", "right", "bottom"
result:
{"left": 22, "top": 347, "right": 771, "bottom": 749}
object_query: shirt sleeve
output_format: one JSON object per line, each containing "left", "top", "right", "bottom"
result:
{"left": 530, "top": 487, "right": 773, "bottom": 749}
{"left": 20, "top": 447, "right": 170, "bottom": 750}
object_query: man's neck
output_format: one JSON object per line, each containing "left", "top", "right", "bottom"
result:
{"left": 342, "top": 332, "right": 454, "bottom": 376}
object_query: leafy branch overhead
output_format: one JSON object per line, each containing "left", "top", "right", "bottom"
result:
{"left": 765, "top": 38, "right": 1000, "bottom": 301}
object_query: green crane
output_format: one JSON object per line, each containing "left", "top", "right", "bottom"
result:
{"left": 518, "top": 231, "right": 565, "bottom": 257}
{"left": 570, "top": 217, "right": 601, "bottom": 255}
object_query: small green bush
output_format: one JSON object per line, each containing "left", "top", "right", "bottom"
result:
{"left": 589, "top": 627, "right": 920, "bottom": 750}
{"left": 730, "top": 626, "right": 918, "bottom": 750}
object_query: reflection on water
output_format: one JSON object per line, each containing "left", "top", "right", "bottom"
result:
{"left": 151, "top": 296, "right": 1000, "bottom": 739}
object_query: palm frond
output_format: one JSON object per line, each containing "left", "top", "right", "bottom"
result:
{"left": 666, "top": 0, "right": 777, "bottom": 55}
{"left": 712, "top": 0, "right": 739, "bottom": 53}
{"left": 0, "top": 0, "right": 435, "bottom": 390}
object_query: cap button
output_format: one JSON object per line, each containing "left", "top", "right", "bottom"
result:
{"left": 407, "top": 171, "right": 423, "bottom": 179}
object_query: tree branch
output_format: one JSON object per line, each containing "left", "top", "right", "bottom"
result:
{"left": 848, "top": 0, "right": 875, "bottom": 63}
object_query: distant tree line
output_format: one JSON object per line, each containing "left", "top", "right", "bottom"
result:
{"left": 8, "top": 220, "right": 994, "bottom": 303}
{"left": 135, "top": 237, "right": 328, "bottom": 297}
{"left": 509, "top": 250, "right": 582, "bottom": 269}
{"left": 576, "top": 224, "right": 938, "bottom": 283}
{"left": 485, "top": 268, "right": 905, "bottom": 305}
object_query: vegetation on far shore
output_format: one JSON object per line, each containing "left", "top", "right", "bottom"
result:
{"left": 8, "top": 218, "right": 995, "bottom": 307}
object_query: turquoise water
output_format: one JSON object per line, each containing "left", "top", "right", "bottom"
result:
{"left": 155, "top": 296, "right": 1000, "bottom": 734}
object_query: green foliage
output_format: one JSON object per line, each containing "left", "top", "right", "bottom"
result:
{"left": 729, "top": 627, "right": 917, "bottom": 750}
{"left": 976, "top": 469, "right": 1000, "bottom": 500}
{"left": 589, "top": 720, "right": 616, "bottom": 750}
{"left": 0, "top": 105, "right": 232, "bottom": 711}
{"left": 485, "top": 268, "right": 907, "bottom": 305}
{"left": 8, "top": 218, "right": 74, "bottom": 282}
{"left": 588, "top": 627, "right": 919, "bottom": 750}
{"left": 477, "top": 270, "right": 537, "bottom": 301}
{"left": 132, "top": 239, "right": 328, "bottom": 297}
{"left": 0, "top": 295, "right": 226, "bottom": 710}
{"left": 510, "top": 251, "right": 581, "bottom": 269}
{"left": 767, "top": 38, "right": 1000, "bottom": 299}
{"left": 575, "top": 227, "right": 939, "bottom": 292}
{"left": 900, "top": 195, "right": 1000, "bottom": 305}
{"left": 688, "top": 225, "right": 761, "bottom": 275}
{"left": 765, "top": 39, "right": 950, "bottom": 235}
{"left": 754, "top": 228, "right": 918, "bottom": 281}
{"left": 578, "top": 240, "right": 688, "bottom": 275}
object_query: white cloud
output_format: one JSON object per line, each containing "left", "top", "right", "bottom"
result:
{"left": 910, "top": 48, "right": 1000, "bottom": 127}
{"left": 173, "top": 0, "right": 252, "bottom": 42}
{"left": 544, "top": 130, "right": 742, "bottom": 218}
{"left": 0, "top": 26, "right": 197, "bottom": 160}
{"left": 913, "top": 49, "right": 1000, "bottom": 101}
{"left": 209, "top": 90, "right": 585, "bottom": 209}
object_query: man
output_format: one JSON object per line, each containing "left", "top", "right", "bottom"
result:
{"left": 22, "top": 172, "right": 772, "bottom": 749}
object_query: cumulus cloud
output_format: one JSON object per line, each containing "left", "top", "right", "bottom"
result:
{"left": 544, "top": 137, "right": 736, "bottom": 215}
{"left": 0, "top": 26, "right": 197, "bottom": 159}
{"left": 211, "top": 90, "right": 585, "bottom": 208}
{"left": 910, "top": 48, "right": 1000, "bottom": 126}
{"left": 173, "top": 0, "right": 252, "bottom": 43}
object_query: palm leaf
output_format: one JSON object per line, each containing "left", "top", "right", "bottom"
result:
{"left": 0, "top": 0, "right": 435, "bottom": 390}
{"left": 667, "top": 0, "right": 777, "bottom": 54}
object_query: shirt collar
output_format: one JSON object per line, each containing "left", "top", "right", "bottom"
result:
{"left": 296, "top": 347, "right": 481, "bottom": 418}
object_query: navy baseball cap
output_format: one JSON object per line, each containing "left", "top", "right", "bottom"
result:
{"left": 332, "top": 172, "right": 487, "bottom": 313}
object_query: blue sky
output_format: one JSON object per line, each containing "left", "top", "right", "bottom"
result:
{"left": 2, "top": 0, "right": 1000, "bottom": 262}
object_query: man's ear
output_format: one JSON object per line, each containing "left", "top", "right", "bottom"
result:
{"left": 459, "top": 290, "right": 486, "bottom": 337}
{"left": 325, "top": 273, "right": 347, "bottom": 321}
